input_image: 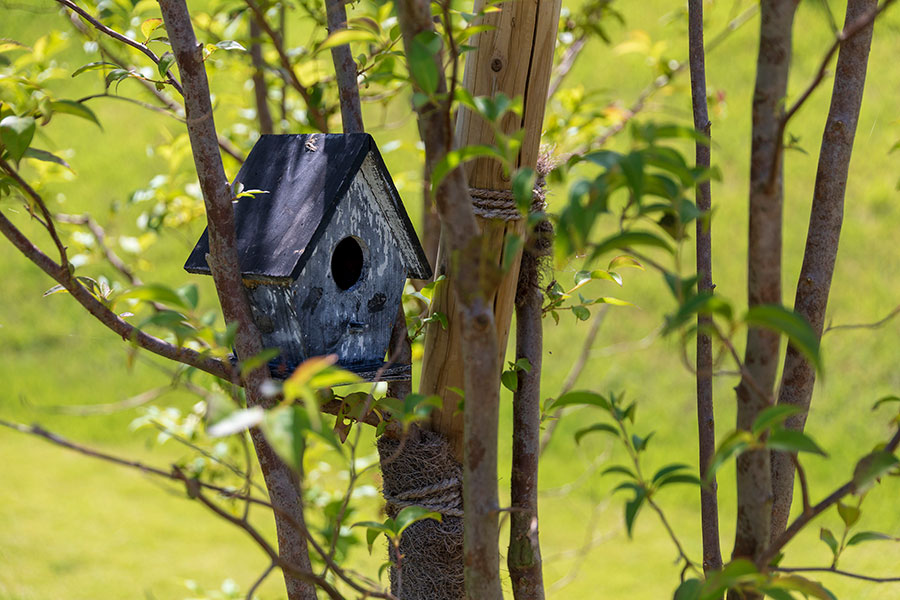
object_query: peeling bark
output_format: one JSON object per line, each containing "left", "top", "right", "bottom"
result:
{"left": 770, "top": 0, "right": 876, "bottom": 540}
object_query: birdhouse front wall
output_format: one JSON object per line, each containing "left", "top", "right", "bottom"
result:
{"left": 288, "top": 164, "right": 406, "bottom": 368}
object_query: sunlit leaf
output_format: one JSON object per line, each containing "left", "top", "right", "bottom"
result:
{"left": 751, "top": 405, "right": 805, "bottom": 435}
{"left": 207, "top": 406, "right": 264, "bottom": 437}
{"left": 49, "top": 100, "right": 101, "bottom": 128}
{"left": 852, "top": 450, "right": 899, "bottom": 493}
{"left": 0, "top": 115, "right": 35, "bottom": 162}
{"left": 846, "top": 531, "right": 894, "bottom": 546}
{"left": 395, "top": 505, "right": 442, "bottom": 536}
{"left": 546, "top": 390, "right": 610, "bottom": 412}
{"left": 744, "top": 305, "right": 822, "bottom": 375}
{"left": 766, "top": 429, "right": 827, "bottom": 456}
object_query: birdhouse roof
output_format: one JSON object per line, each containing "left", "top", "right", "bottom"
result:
{"left": 184, "top": 133, "right": 432, "bottom": 281}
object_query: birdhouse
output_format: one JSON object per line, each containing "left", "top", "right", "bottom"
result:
{"left": 184, "top": 133, "right": 432, "bottom": 378}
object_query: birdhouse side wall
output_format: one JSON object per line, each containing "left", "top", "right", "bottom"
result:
{"left": 290, "top": 169, "right": 406, "bottom": 367}
{"left": 245, "top": 281, "right": 305, "bottom": 370}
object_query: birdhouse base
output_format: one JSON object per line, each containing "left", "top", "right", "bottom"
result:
{"left": 263, "top": 358, "right": 411, "bottom": 383}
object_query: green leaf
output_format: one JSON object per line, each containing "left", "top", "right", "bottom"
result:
{"left": 655, "top": 473, "right": 701, "bottom": 488}
{"left": 852, "top": 450, "right": 899, "bottom": 493}
{"left": 512, "top": 167, "right": 536, "bottom": 211}
{"left": 409, "top": 31, "right": 442, "bottom": 95}
{"left": 706, "top": 430, "right": 755, "bottom": 482}
{"left": 23, "top": 148, "right": 72, "bottom": 170}
{"left": 514, "top": 358, "right": 532, "bottom": 373}
{"left": 624, "top": 488, "right": 646, "bottom": 537}
{"left": 0, "top": 115, "right": 35, "bottom": 162}
{"left": 590, "top": 231, "right": 673, "bottom": 261}
{"left": 631, "top": 432, "right": 654, "bottom": 452}
{"left": 546, "top": 390, "right": 610, "bottom": 412}
{"left": 214, "top": 40, "right": 246, "bottom": 51}
{"left": 873, "top": 395, "right": 900, "bottom": 411}
{"left": 744, "top": 304, "right": 823, "bottom": 375}
{"left": 48, "top": 100, "right": 101, "bottom": 128}
{"left": 574, "top": 422, "right": 620, "bottom": 444}
{"left": 819, "top": 527, "right": 838, "bottom": 557}
{"left": 662, "top": 291, "right": 733, "bottom": 335}
{"left": 207, "top": 406, "right": 264, "bottom": 437}
{"left": 140, "top": 18, "right": 164, "bottom": 42}
{"left": 766, "top": 429, "right": 827, "bottom": 456}
{"left": 752, "top": 405, "right": 806, "bottom": 435}
{"left": 572, "top": 305, "right": 591, "bottom": 321}
{"left": 602, "top": 465, "right": 638, "bottom": 479}
{"left": 846, "top": 531, "right": 894, "bottom": 546}
{"left": 651, "top": 464, "right": 690, "bottom": 484}
{"left": 673, "top": 578, "right": 702, "bottom": 600}
{"left": 501, "top": 369, "right": 518, "bottom": 392}
{"left": 431, "top": 144, "right": 503, "bottom": 193}
{"left": 157, "top": 52, "right": 176, "bottom": 79}
{"left": 71, "top": 61, "right": 119, "bottom": 77}
{"left": 836, "top": 501, "right": 860, "bottom": 528}
{"left": 239, "top": 348, "right": 280, "bottom": 377}
{"left": 117, "top": 283, "right": 189, "bottom": 309}
{"left": 176, "top": 283, "right": 199, "bottom": 309}
{"left": 104, "top": 68, "right": 132, "bottom": 87}
{"left": 318, "top": 29, "right": 379, "bottom": 52}
{"left": 608, "top": 255, "right": 644, "bottom": 271}
{"left": 394, "top": 505, "right": 442, "bottom": 536}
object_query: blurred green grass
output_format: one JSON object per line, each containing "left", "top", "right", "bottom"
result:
{"left": 2, "top": 1, "right": 900, "bottom": 598}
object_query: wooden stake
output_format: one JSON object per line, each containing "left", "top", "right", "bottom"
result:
{"left": 420, "top": 0, "right": 561, "bottom": 460}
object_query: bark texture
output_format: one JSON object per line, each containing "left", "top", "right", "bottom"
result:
{"left": 325, "top": 0, "right": 364, "bottom": 134}
{"left": 508, "top": 236, "right": 547, "bottom": 599}
{"left": 249, "top": 18, "right": 274, "bottom": 135}
{"left": 732, "top": 0, "right": 798, "bottom": 569}
{"left": 158, "top": 3, "right": 316, "bottom": 598}
{"left": 688, "top": 0, "right": 723, "bottom": 574}
{"left": 770, "top": 0, "right": 876, "bottom": 539}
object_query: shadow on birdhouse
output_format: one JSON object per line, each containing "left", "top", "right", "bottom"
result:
{"left": 184, "top": 133, "right": 432, "bottom": 380}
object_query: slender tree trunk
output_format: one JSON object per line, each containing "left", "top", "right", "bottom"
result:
{"left": 159, "top": 3, "right": 316, "bottom": 598}
{"left": 732, "top": 0, "right": 798, "bottom": 576}
{"left": 688, "top": 0, "right": 723, "bottom": 574}
{"left": 770, "top": 0, "right": 876, "bottom": 539}
{"left": 325, "top": 0, "right": 364, "bottom": 134}
{"left": 508, "top": 234, "right": 547, "bottom": 599}
{"left": 249, "top": 18, "right": 274, "bottom": 135}
{"left": 395, "top": 2, "right": 503, "bottom": 598}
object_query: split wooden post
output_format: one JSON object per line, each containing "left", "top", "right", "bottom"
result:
{"left": 420, "top": 0, "right": 561, "bottom": 460}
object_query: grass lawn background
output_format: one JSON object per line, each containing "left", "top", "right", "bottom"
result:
{"left": 2, "top": 0, "right": 900, "bottom": 598}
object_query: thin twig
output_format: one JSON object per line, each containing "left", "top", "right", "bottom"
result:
{"left": 791, "top": 453, "right": 812, "bottom": 515}
{"left": 54, "top": 0, "right": 183, "bottom": 95}
{"left": 1, "top": 160, "right": 69, "bottom": 267}
{"left": 762, "top": 427, "right": 900, "bottom": 565}
{"left": 824, "top": 305, "right": 900, "bottom": 334}
{"left": 243, "top": 0, "right": 329, "bottom": 132}
{"left": 767, "top": 0, "right": 896, "bottom": 193}
{"left": 56, "top": 212, "right": 140, "bottom": 284}
{"left": 246, "top": 562, "right": 276, "bottom": 600}
{"left": 772, "top": 567, "right": 900, "bottom": 583}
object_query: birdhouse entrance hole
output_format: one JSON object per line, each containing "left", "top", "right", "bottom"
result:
{"left": 331, "top": 236, "right": 365, "bottom": 290}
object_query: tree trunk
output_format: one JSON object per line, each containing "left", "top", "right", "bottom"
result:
{"left": 688, "top": 0, "right": 723, "bottom": 574}
{"left": 770, "top": 0, "right": 876, "bottom": 539}
{"left": 508, "top": 229, "right": 548, "bottom": 599}
{"left": 159, "top": 2, "right": 316, "bottom": 597}
{"left": 731, "top": 0, "right": 798, "bottom": 575}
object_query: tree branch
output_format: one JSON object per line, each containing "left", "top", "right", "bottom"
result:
{"left": 158, "top": 3, "right": 316, "bottom": 598}
{"left": 762, "top": 427, "right": 900, "bottom": 565}
{"left": 243, "top": 0, "right": 329, "bottom": 132}
{"left": 771, "top": 0, "right": 879, "bottom": 540}
{"left": 325, "top": 0, "right": 364, "bottom": 134}
{"left": 688, "top": 0, "right": 722, "bottom": 574}
{"left": 773, "top": 567, "right": 900, "bottom": 583}
{"left": 55, "top": 0, "right": 183, "bottom": 96}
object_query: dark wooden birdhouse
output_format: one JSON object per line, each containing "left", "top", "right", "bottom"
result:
{"left": 184, "top": 133, "right": 432, "bottom": 378}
